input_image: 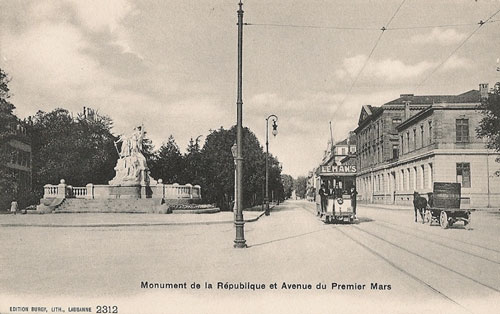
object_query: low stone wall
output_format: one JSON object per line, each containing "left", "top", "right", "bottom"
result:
{"left": 43, "top": 179, "right": 202, "bottom": 200}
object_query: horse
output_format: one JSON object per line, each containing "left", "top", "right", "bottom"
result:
{"left": 413, "top": 191, "right": 427, "bottom": 223}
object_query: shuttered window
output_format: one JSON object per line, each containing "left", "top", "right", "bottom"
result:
{"left": 456, "top": 163, "right": 471, "bottom": 188}
{"left": 456, "top": 119, "right": 469, "bottom": 143}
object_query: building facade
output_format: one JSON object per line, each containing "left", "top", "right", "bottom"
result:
{"left": 3, "top": 122, "right": 32, "bottom": 203}
{"left": 355, "top": 85, "right": 500, "bottom": 208}
{"left": 307, "top": 134, "right": 358, "bottom": 201}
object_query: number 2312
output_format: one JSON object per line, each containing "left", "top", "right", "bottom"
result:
{"left": 96, "top": 305, "right": 118, "bottom": 313}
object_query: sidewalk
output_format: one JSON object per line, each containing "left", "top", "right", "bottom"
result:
{"left": 0, "top": 207, "right": 270, "bottom": 228}
{"left": 358, "top": 202, "right": 500, "bottom": 212}
{"left": 358, "top": 203, "right": 412, "bottom": 211}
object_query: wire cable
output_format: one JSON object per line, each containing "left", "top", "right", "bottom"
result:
{"left": 385, "top": 0, "right": 407, "bottom": 28}
{"left": 245, "top": 22, "right": 378, "bottom": 31}
{"left": 339, "top": 0, "right": 407, "bottom": 106}
{"left": 416, "top": 7, "right": 500, "bottom": 89}
{"left": 245, "top": 20, "right": 499, "bottom": 32}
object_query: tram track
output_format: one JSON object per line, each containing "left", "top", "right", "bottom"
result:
{"left": 350, "top": 225, "right": 500, "bottom": 293}
{"left": 369, "top": 220, "right": 500, "bottom": 265}
{"left": 333, "top": 226, "right": 471, "bottom": 313}
{"left": 374, "top": 218, "right": 500, "bottom": 255}
{"left": 295, "top": 202, "right": 497, "bottom": 313}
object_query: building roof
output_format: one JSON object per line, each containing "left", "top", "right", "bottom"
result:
{"left": 355, "top": 89, "right": 481, "bottom": 133}
{"left": 336, "top": 133, "right": 357, "bottom": 146}
{"left": 384, "top": 90, "right": 480, "bottom": 106}
{"left": 356, "top": 105, "right": 381, "bottom": 130}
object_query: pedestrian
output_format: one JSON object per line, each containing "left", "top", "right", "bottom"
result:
{"left": 350, "top": 187, "right": 357, "bottom": 216}
{"left": 319, "top": 184, "right": 328, "bottom": 215}
{"left": 10, "top": 200, "right": 18, "bottom": 215}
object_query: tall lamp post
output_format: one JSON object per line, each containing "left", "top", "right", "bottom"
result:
{"left": 265, "top": 114, "right": 278, "bottom": 216}
{"left": 234, "top": 0, "right": 246, "bottom": 248}
{"left": 231, "top": 143, "right": 238, "bottom": 221}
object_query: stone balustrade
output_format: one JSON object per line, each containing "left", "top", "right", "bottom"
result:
{"left": 44, "top": 184, "right": 59, "bottom": 198}
{"left": 43, "top": 179, "right": 201, "bottom": 200}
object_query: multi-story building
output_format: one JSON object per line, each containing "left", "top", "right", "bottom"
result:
{"left": 354, "top": 84, "right": 500, "bottom": 208}
{"left": 321, "top": 132, "right": 357, "bottom": 166}
{"left": 3, "top": 121, "right": 32, "bottom": 202}
{"left": 308, "top": 134, "right": 358, "bottom": 200}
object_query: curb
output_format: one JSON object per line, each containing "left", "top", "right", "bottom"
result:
{"left": 0, "top": 211, "right": 268, "bottom": 228}
{"left": 244, "top": 211, "right": 266, "bottom": 222}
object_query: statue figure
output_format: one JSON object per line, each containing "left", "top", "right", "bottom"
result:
{"left": 115, "top": 134, "right": 132, "bottom": 158}
{"left": 109, "top": 125, "right": 156, "bottom": 186}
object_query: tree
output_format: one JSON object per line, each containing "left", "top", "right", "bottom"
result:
{"left": 0, "top": 68, "right": 18, "bottom": 210}
{"left": 30, "top": 108, "right": 118, "bottom": 195}
{"left": 477, "top": 82, "right": 500, "bottom": 175}
{"left": 183, "top": 137, "right": 203, "bottom": 185}
{"left": 267, "top": 155, "right": 284, "bottom": 202}
{"left": 150, "top": 135, "right": 184, "bottom": 183}
{"left": 281, "top": 174, "right": 294, "bottom": 199}
{"left": 294, "top": 176, "right": 307, "bottom": 199}
{"left": 199, "top": 126, "right": 271, "bottom": 210}
{"left": 198, "top": 127, "right": 236, "bottom": 210}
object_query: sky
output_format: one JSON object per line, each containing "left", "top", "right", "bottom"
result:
{"left": 1, "top": 0, "right": 500, "bottom": 178}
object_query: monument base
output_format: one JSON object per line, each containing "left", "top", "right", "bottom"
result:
{"left": 92, "top": 185, "right": 152, "bottom": 199}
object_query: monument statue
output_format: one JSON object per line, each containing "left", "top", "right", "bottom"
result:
{"left": 109, "top": 125, "right": 156, "bottom": 186}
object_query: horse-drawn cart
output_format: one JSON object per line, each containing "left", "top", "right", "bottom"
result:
{"left": 425, "top": 182, "right": 471, "bottom": 229}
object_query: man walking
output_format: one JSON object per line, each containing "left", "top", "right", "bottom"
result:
{"left": 319, "top": 184, "right": 328, "bottom": 215}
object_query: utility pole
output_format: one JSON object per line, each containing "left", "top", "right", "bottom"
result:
{"left": 234, "top": 0, "right": 246, "bottom": 248}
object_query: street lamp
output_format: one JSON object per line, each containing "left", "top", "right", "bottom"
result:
{"left": 265, "top": 114, "right": 278, "bottom": 216}
{"left": 231, "top": 143, "right": 238, "bottom": 221}
{"left": 234, "top": 0, "right": 246, "bottom": 248}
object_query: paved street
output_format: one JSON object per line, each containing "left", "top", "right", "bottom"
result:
{"left": 1, "top": 200, "right": 499, "bottom": 314}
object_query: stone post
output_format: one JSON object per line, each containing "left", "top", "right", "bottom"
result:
{"left": 86, "top": 183, "right": 94, "bottom": 199}
{"left": 172, "top": 183, "right": 180, "bottom": 199}
{"left": 156, "top": 179, "right": 165, "bottom": 199}
{"left": 194, "top": 185, "right": 201, "bottom": 199}
{"left": 43, "top": 184, "right": 51, "bottom": 199}
{"left": 186, "top": 183, "right": 193, "bottom": 199}
{"left": 57, "top": 179, "right": 67, "bottom": 199}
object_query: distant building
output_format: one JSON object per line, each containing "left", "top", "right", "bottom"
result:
{"left": 307, "top": 133, "right": 358, "bottom": 201}
{"left": 354, "top": 84, "right": 500, "bottom": 208}
{"left": 3, "top": 121, "right": 32, "bottom": 201}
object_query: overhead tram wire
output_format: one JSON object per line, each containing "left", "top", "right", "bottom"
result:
{"left": 416, "top": 7, "right": 500, "bottom": 90}
{"left": 387, "top": 19, "right": 499, "bottom": 30}
{"left": 244, "top": 22, "right": 379, "bottom": 31}
{"left": 244, "top": 20, "right": 499, "bottom": 31}
{"left": 338, "top": 0, "right": 407, "bottom": 107}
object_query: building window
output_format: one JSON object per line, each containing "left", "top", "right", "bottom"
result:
{"left": 420, "top": 165, "right": 425, "bottom": 189}
{"left": 406, "top": 132, "right": 410, "bottom": 153}
{"left": 456, "top": 119, "right": 469, "bottom": 143}
{"left": 413, "top": 166, "right": 417, "bottom": 190}
{"left": 428, "top": 163, "right": 433, "bottom": 188}
{"left": 400, "top": 135, "right": 404, "bottom": 154}
{"left": 420, "top": 125, "right": 424, "bottom": 148}
{"left": 428, "top": 121, "right": 433, "bottom": 144}
{"left": 406, "top": 168, "right": 410, "bottom": 191}
{"left": 456, "top": 163, "right": 471, "bottom": 188}
{"left": 401, "top": 169, "right": 405, "bottom": 191}
{"left": 392, "top": 118, "right": 401, "bottom": 127}
{"left": 392, "top": 144, "right": 399, "bottom": 159}
{"left": 413, "top": 129, "right": 417, "bottom": 151}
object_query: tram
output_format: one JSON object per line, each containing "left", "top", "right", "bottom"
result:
{"left": 315, "top": 164, "right": 357, "bottom": 223}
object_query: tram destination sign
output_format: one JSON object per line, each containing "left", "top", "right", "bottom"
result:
{"left": 320, "top": 165, "right": 357, "bottom": 174}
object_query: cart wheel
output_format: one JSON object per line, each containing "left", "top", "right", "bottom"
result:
{"left": 464, "top": 213, "right": 471, "bottom": 228}
{"left": 425, "top": 210, "right": 432, "bottom": 225}
{"left": 440, "top": 211, "right": 449, "bottom": 229}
